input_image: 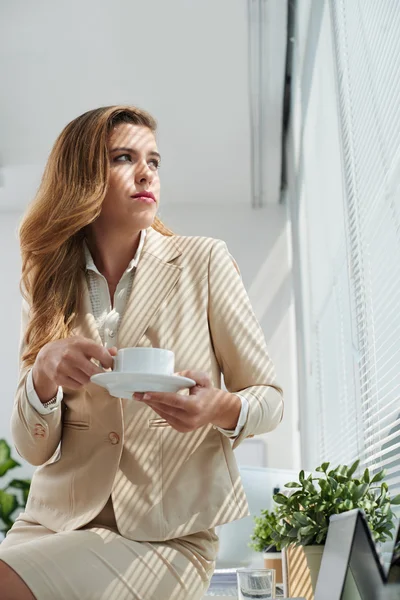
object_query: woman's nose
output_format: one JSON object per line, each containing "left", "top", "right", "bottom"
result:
{"left": 135, "top": 161, "right": 153, "bottom": 185}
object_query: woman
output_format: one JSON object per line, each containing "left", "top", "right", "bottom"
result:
{"left": 0, "top": 105, "right": 283, "bottom": 600}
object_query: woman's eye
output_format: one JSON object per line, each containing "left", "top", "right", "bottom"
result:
{"left": 149, "top": 158, "right": 160, "bottom": 170}
{"left": 114, "top": 154, "right": 131, "bottom": 162}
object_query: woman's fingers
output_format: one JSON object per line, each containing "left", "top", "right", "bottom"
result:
{"left": 60, "top": 366, "right": 92, "bottom": 386}
{"left": 58, "top": 374, "right": 87, "bottom": 390}
{"left": 145, "top": 400, "right": 186, "bottom": 421}
{"left": 147, "top": 405, "right": 192, "bottom": 432}
{"left": 76, "top": 358, "right": 106, "bottom": 379}
{"left": 176, "top": 370, "right": 212, "bottom": 388}
{"left": 82, "top": 340, "right": 114, "bottom": 369}
{"left": 135, "top": 391, "right": 188, "bottom": 411}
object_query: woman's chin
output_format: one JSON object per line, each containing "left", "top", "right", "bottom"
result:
{"left": 126, "top": 210, "right": 157, "bottom": 230}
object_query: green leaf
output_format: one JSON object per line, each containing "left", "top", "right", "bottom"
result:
{"left": 0, "top": 490, "right": 18, "bottom": 521}
{"left": 344, "top": 499, "right": 354, "bottom": 511}
{"left": 274, "top": 494, "right": 289, "bottom": 505}
{"left": 379, "top": 485, "right": 388, "bottom": 505}
{"left": 8, "top": 479, "right": 31, "bottom": 504}
{"left": 336, "top": 475, "right": 349, "bottom": 484}
{"left": 363, "top": 469, "right": 370, "bottom": 484}
{"left": 285, "top": 482, "right": 302, "bottom": 489}
{"left": 294, "top": 512, "right": 310, "bottom": 526}
{"left": 0, "top": 458, "right": 20, "bottom": 477}
{"left": 0, "top": 439, "right": 11, "bottom": 464}
{"left": 299, "top": 470, "right": 305, "bottom": 483}
{"left": 337, "top": 465, "right": 348, "bottom": 477}
{"left": 353, "top": 483, "right": 369, "bottom": 502}
{"left": 328, "top": 477, "right": 338, "bottom": 491}
{"left": 316, "top": 530, "right": 327, "bottom": 544}
{"left": 301, "top": 535, "right": 317, "bottom": 546}
{"left": 390, "top": 495, "right": 400, "bottom": 505}
{"left": 347, "top": 460, "right": 360, "bottom": 478}
{"left": 299, "top": 525, "right": 315, "bottom": 536}
{"left": 8, "top": 479, "right": 31, "bottom": 491}
{"left": 371, "top": 470, "right": 386, "bottom": 484}
{"left": 315, "top": 511, "right": 327, "bottom": 526}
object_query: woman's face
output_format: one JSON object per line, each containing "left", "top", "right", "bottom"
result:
{"left": 99, "top": 123, "right": 160, "bottom": 231}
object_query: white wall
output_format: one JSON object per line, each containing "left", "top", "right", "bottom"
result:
{"left": 0, "top": 203, "right": 299, "bottom": 480}
{"left": 0, "top": 212, "right": 27, "bottom": 480}
{"left": 0, "top": 0, "right": 253, "bottom": 209}
{"left": 0, "top": 0, "right": 287, "bottom": 210}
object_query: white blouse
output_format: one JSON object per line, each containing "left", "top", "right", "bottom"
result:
{"left": 26, "top": 230, "right": 248, "bottom": 437}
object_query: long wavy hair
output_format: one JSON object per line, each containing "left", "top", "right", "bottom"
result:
{"left": 20, "top": 105, "right": 174, "bottom": 367}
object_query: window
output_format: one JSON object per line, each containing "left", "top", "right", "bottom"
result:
{"left": 289, "top": 0, "right": 400, "bottom": 505}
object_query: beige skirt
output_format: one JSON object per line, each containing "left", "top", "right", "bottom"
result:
{"left": 0, "top": 505, "right": 218, "bottom": 600}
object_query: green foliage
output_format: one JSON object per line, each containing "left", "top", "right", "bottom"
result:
{"left": 0, "top": 439, "right": 31, "bottom": 535}
{"left": 250, "top": 507, "right": 282, "bottom": 552}
{"left": 270, "top": 460, "right": 400, "bottom": 548}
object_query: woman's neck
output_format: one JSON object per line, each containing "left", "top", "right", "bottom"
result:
{"left": 85, "top": 225, "right": 142, "bottom": 285}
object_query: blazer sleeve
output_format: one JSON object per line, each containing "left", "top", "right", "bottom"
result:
{"left": 11, "top": 298, "right": 63, "bottom": 466}
{"left": 208, "top": 239, "right": 284, "bottom": 449}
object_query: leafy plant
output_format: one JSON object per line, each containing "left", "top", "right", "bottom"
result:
{"left": 0, "top": 439, "right": 31, "bottom": 535}
{"left": 271, "top": 460, "right": 400, "bottom": 548}
{"left": 250, "top": 507, "right": 282, "bottom": 553}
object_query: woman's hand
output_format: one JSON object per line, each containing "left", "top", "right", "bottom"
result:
{"left": 32, "top": 337, "right": 117, "bottom": 402}
{"left": 133, "top": 370, "right": 241, "bottom": 433}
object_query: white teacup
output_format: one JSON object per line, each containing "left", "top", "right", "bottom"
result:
{"left": 113, "top": 347, "right": 175, "bottom": 376}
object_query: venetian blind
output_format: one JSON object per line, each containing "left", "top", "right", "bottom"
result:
{"left": 329, "top": 0, "right": 400, "bottom": 494}
{"left": 290, "top": 0, "right": 400, "bottom": 501}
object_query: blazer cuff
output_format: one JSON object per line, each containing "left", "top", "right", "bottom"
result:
{"left": 216, "top": 394, "right": 249, "bottom": 438}
{"left": 232, "top": 385, "right": 283, "bottom": 450}
{"left": 26, "top": 369, "right": 63, "bottom": 415}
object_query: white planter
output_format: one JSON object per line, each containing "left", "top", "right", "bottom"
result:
{"left": 282, "top": 545, "right": 358, "bottom": 600}
{"left": 303, "top": 545, "right": 324, "bottom": 592}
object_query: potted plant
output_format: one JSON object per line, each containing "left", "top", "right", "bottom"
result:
{"left": 250, "top": 507, "right": 283, "bottom": 584}
{"left": 271, "top": 460, "right": 400, "bottom": 600}
{"left": 0, "top": 439, "right": 31, "bottom": 540}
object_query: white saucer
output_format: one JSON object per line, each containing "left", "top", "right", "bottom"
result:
{"left": 91, "top": 372, "right": 196, "bottom": 399}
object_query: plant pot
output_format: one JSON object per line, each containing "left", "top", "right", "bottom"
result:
{"left": 303, "top": 545, "right": 324, "bottom": 593}
{"left": 304, "top": 546, "right": 360, "bottom": 600}
{"left": 263, "top": 551, "right": 283, "bottom": 584}
{"left": 282, "top": 545, "right": 315, "bottom": 600}
{"left": 283, "top": 545, "right": 360, "bottom": 600}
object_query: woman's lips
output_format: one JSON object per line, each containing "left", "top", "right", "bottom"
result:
{"left": 131, "top": 191, "right": 156, "bottom": 203}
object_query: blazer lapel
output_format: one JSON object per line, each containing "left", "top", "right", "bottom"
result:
{"left": 118, "top": 227, "right": 183, "bottom": 349}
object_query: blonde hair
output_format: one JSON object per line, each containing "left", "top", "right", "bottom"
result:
{"left": 20, "top": 105, "right": 173, "bottom": 367}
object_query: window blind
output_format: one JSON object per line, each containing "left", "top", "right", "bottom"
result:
{"left": 289, "top": 0, "right": 400, "bottom": 501}
{"left": 330, "top": 0, "right": 400, "bottom": 492}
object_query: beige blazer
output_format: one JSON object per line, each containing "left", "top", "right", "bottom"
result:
{"left": 11, "top": 227, "right": 283, "bottom": 541}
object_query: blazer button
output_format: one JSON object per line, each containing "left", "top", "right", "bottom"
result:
{"left": 34, "top": 424, "right": 46, "bottom": 438}
{"left": 108, "top": 432, "right": 120, "bottom": 445}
